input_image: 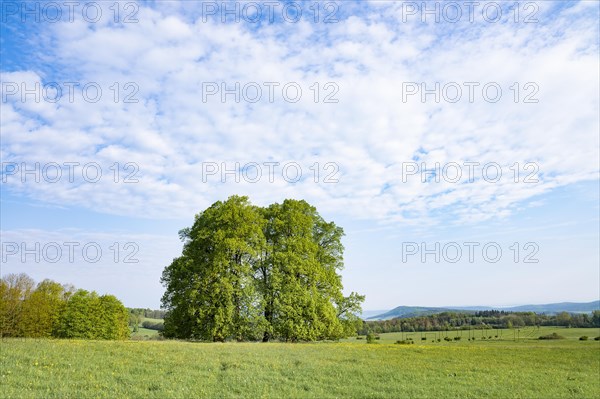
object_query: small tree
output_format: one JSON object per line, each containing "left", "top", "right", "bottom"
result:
{"left": 366, "top": 332, "right": 376, "bottom": 343}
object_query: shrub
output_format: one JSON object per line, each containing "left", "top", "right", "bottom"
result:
{"left": 395, "top": 340, "right": 414, "bottom": 345}
{"left": 594, "top": 336, "right": 600, "bottom": 341}
{"left": 444, "top": 337, "right": 452, "bottom": 342}
{"left": 375, "top": 336, "right": 381, "bottom": 340}
{"left": 539, "top": 333, "right": 565, "bottom": 340}
{"left": 366, "top": 333, "right": 376, "bottom": 344}
{"left": 356, "top": 336, "right": 363, "bottom": 340}
{"left": 421, "top": 337, "right": 427, "bottom": 341}
{"left": 454, "top": 336, "right": 461, "bottom": 341}
{"left": 579, "top": 336, "right": 588, "bottom": 341}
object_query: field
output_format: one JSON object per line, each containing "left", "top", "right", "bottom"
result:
{"left": 347, "top": 326, "right": 598, "bottom": 343}
{"left": 130, "top": 317, "right": 161, "bottom": 339}
{"left": 1, "top": 327, "right": 599, "bottom": 398}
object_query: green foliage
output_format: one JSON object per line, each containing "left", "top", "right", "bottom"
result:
{"left": 129, "top": 309, "right": 143, "bottom": 332}
{"left": 20, "top": 279, "right": 66, "bottom": 338}
{"left": 361, "top": 309, "right": 600, "bottom": 335}
{"left": 539, "top": 333, "right": 565, "bottom": 340}
{"left": 56, "top": 290, "right": 95, "bottom": 338}
{"left": 579, "top": 336, "right": 588, "bottom": 341}
{"left": 0, "top": 273, "right": 35, "bottom": 337}
{"left": 97, "top": 295, "right": 131, "bottom": 340}
{"left": 336, "top": 292, "right": 366, "bottom": 337}
{"left": 161, "top": 196, "right": 364, "bottom": 342}
{"left": 366, "top": 333, "right": 376, "bottom": 343}
{"left": 0, "top": 274, "right": 129, "bottom": 340}
{"left": 261, "top": 199, "right": 350, "bottom": 341}
{"left": 162, "top": 196, "right": 266, "bottom": 341}
{"left": 127, "top": 308, "right": 167, "bottom": 319}
{"left": 592, "top": 310, "right": 600, "bottom": 327}
{"left": 142, "top": 320, "right": 164, "bottom": 331}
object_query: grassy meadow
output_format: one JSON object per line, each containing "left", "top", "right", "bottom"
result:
{"left": 129, "top": 317, "right": 161, "bottom": 339}
{"left": 347, "top": 326, "right": 599, "bottom": 343}
{"left": 1, "top": 327, "right": 599, "bottom": 398}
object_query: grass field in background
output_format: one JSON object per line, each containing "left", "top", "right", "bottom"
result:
{"left": 2, "top": 327, "right": 599, "bottom": 398}
{"left": 141, "top": 318, "right": 164, "bottom": 324}
{"left": 346, "top": 326, "right": 600, "bottom": 344}
{"left": 129, "top": 317, "right": 162, "bottom": 339}
{"left": 130, "top": 327, "right": 159, "bottom": 338}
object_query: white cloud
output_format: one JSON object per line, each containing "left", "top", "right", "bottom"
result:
{"left": 1, "top": 1, "right": 598, "bottom": 224}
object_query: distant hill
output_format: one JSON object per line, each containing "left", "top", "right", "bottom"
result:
{"left": 503, "top": 301, "right": 600, "bottom": 314}
{"left": 367, "top": 306, "right": 466, "bottom": 320}
{"left": 359, "top": 310, "right": 390, "bottom": 319}
{"left": 366, "top": 301, "right": 600, "bottom": 320}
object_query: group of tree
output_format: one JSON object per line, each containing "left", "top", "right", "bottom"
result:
{"left": 127, "top": 308, "right": 167, "bottom": 320}
{"left": 161, "top": 196, "right": 364, "bottom": 342}
{"left": 360, "top": 310, "right": 600, "bottom": 334}
{"left": 0, "top": 273, "right": 130, "bottom": 339}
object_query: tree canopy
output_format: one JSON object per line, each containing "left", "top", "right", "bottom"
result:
{"left": 161, "top": 196, "right": 364, "bottom": 342}
{"left": 0, "top": 274, "right": 129, "bottom": 340}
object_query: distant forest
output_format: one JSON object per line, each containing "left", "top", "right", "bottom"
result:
{"left": 127, "top": 308, "right": 167, "bottom": 320}
{"left": 359, "top": 310, "right": 600, "bottom": 335}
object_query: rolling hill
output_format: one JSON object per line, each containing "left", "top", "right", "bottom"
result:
{"left": 366, "top": 301, "right": 600, "bottom": 320}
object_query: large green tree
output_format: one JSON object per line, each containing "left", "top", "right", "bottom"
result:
{"left": 161, "top": 196, "right": 364, "bottom": 342}
{"left": 20, "top": 279, "right": 67, "bottom": 338}
{"left": 97, "top": 294, "right": 131, "bottom": 339}
{"left": 0, "top": 273, "right": 35, "bottom": 337}
{"left": 56, "top": 290, "right": 95, "bottom": 338}
{"left": 55, "top": 290, "right": 130, "bottom": 340}
{"left": 162, "top": 196, "right": 265, "bottom": 341}
{"left": 261, "top": 200, "right": 349, "bottom": 341}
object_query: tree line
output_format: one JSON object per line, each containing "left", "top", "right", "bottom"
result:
{"left": 161, "top": 196, "right": 364, "bottom": 342}
{"left": 0, "top": 273, "right": 130, "bottom": 339}
{"left": 141, "top": 320, "right": 164, "bottom": 331}
{"left": 360, "top": 310, "right": 600, "bottom": 334}
{"left": 127, "top": 308, "right": 167, "bottom": 320}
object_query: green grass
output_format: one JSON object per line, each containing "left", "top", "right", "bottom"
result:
{"left": 350, "top": 326, "right": 600, "bottom": 344}
{"left": 129, "top": 317, "right": 163, "bottom": 339}
{"left": 130, "top": 327, "right": 159, "bottom": 338}
{"left": 1, "top": 327, "right": 599, "bottom": 398}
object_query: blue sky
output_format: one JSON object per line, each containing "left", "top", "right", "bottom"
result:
{"left": 1, "top": 1, "right": 599, "bottom": 309}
